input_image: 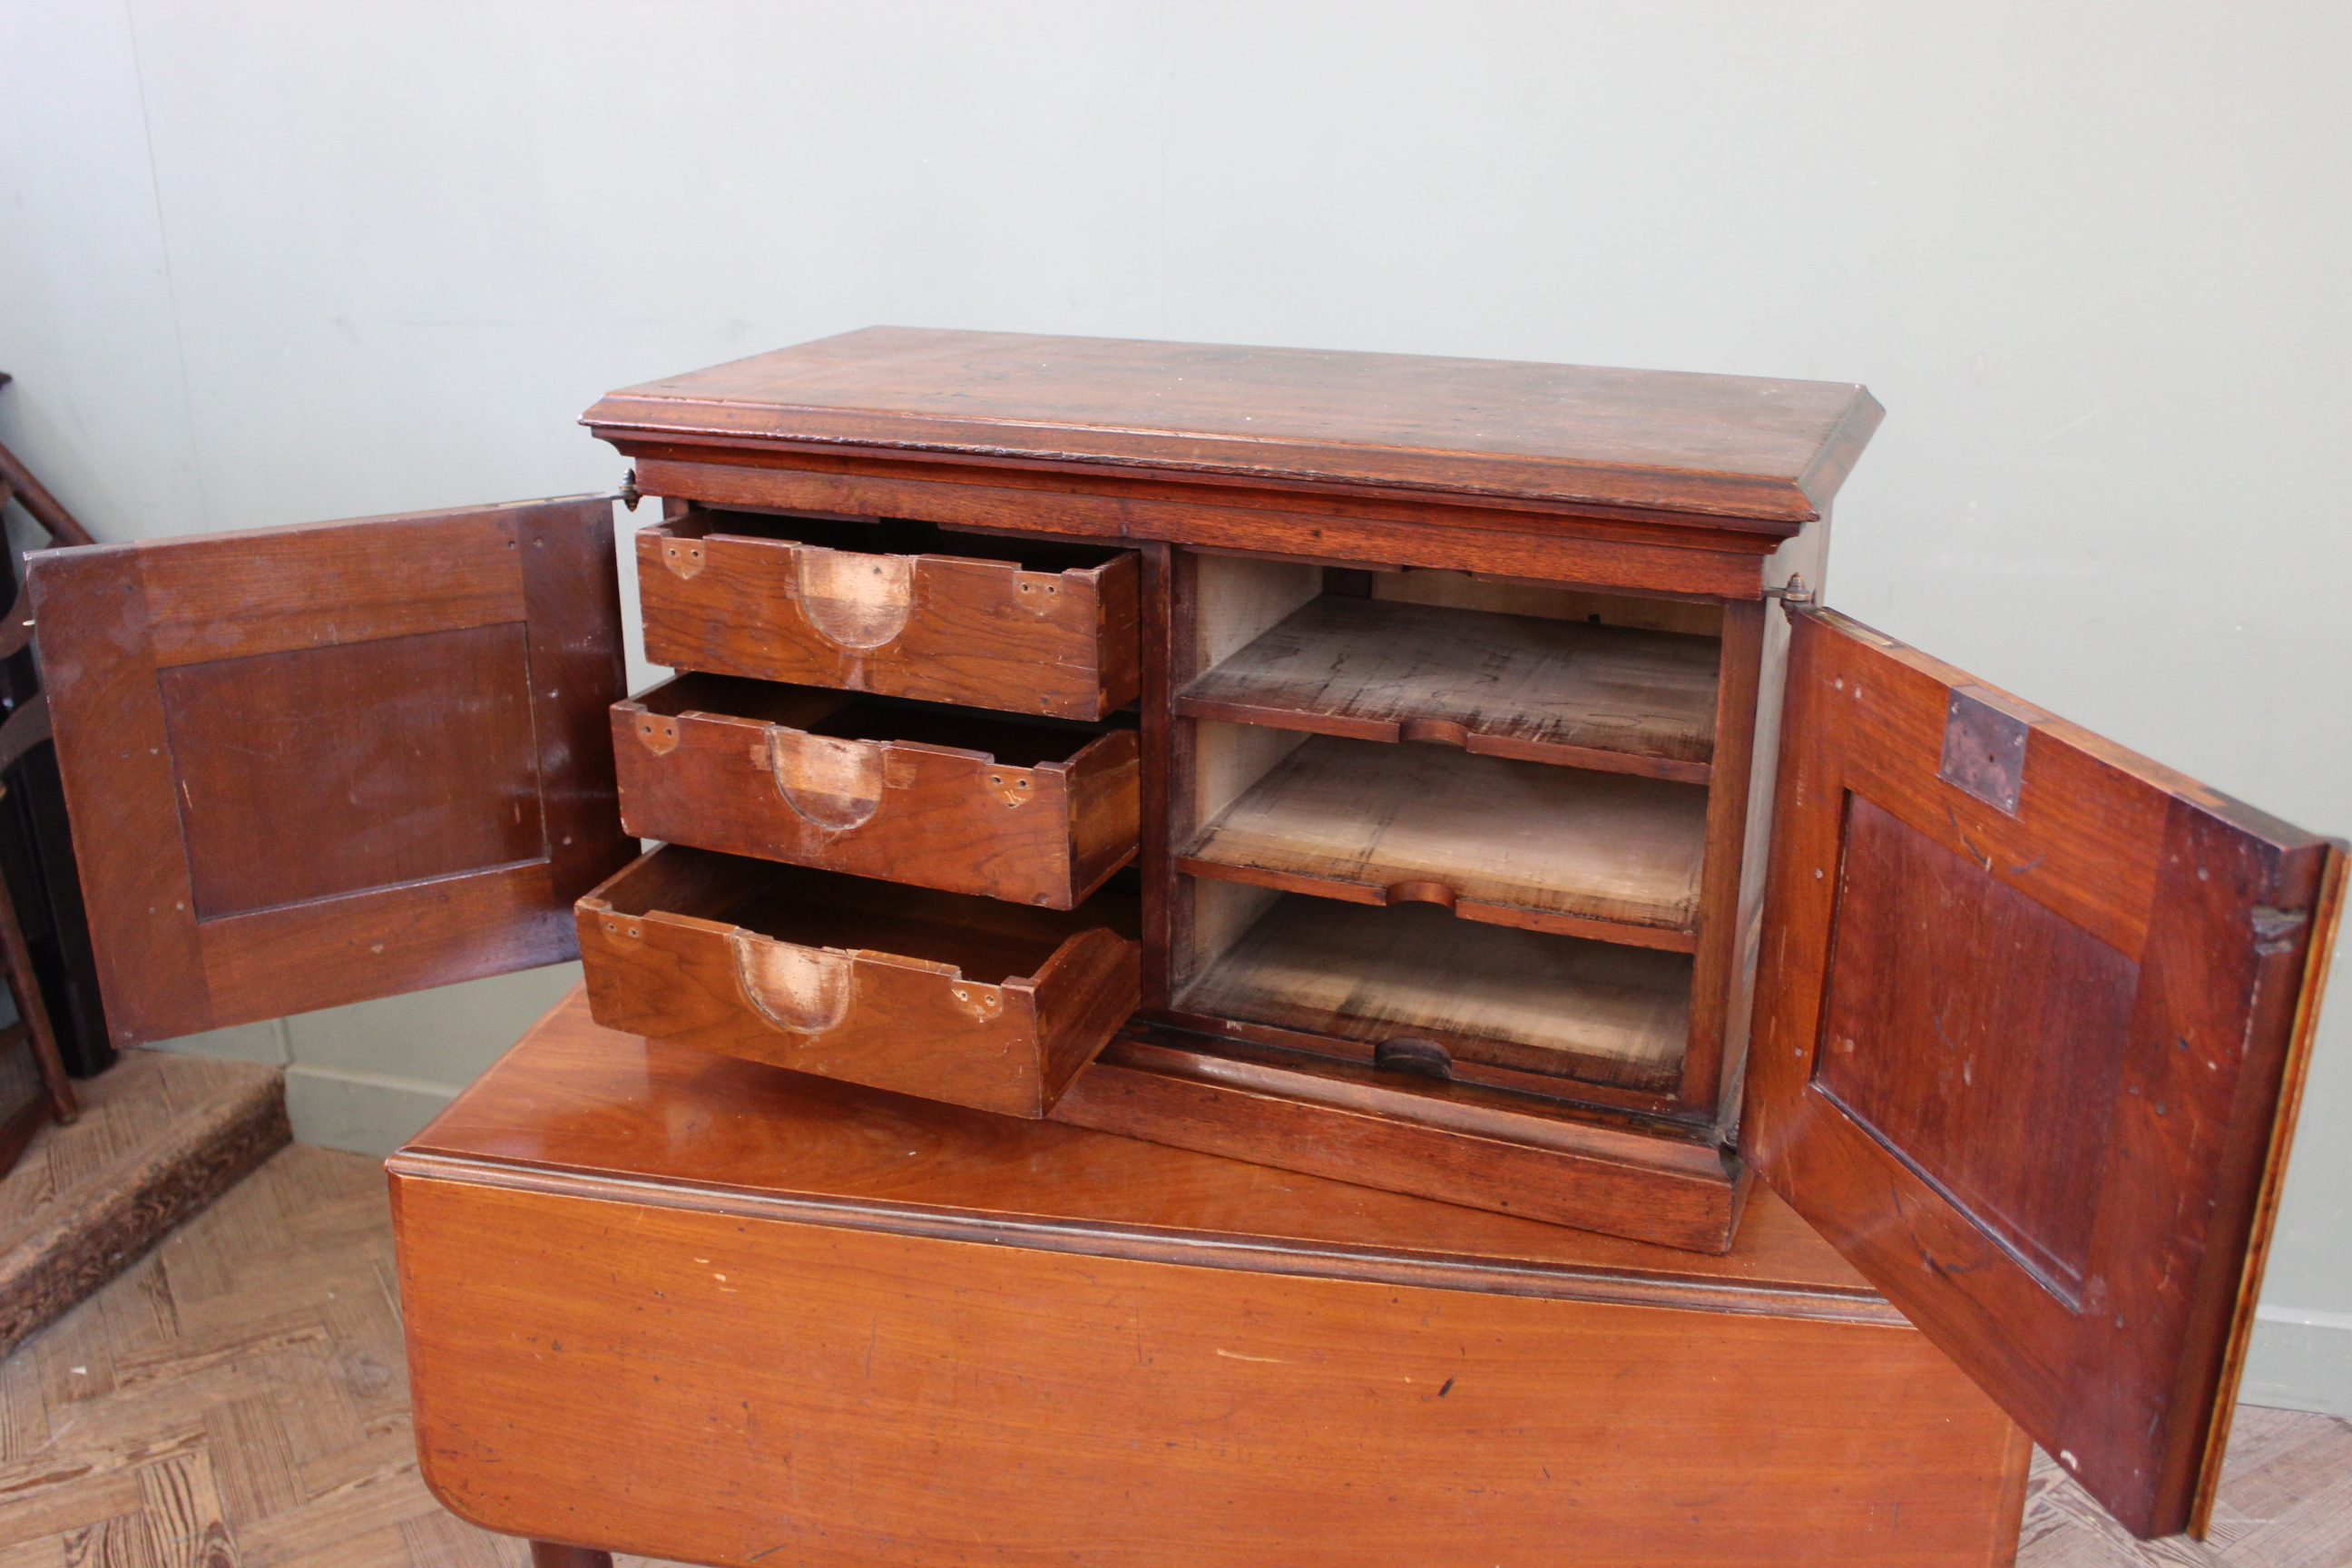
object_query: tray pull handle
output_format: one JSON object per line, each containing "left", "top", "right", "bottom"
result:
{"left": 730, "top": 933, "right": 853, "bottom": 1035}
{"left": 794, "top": 546, "right": 913, "bottom": 650}
{"left": 765, "top": 730, "right": 885, "bottom": 831}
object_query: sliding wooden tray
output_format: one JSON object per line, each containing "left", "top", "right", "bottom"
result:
{"left": 639, "top": 511, "right": 1141, "bottom": 720}
{"left": 1178, "top": 733, "right": 1707, "bottom": 949}
{"left": 1177, "top": 595, "right": 1720, "bottom": 781}
{"left": 577, "top": 846, "right": 1142, "bottom": 1117}
{"left": 1173, "top": 895, "right": 1693, "bottom": 1097}
{"left": 615, "top": 674, "right": 1139, "bottom": 908}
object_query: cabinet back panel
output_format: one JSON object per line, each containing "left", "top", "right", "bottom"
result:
{"left": 1178, "top": 874, "right": 1281, "bottom": 991}
{"left": 1191, "top": 554, "right": 1320, "bottom": 677}
{"left": 1191, "top": 719, "right": 1308, "bottom": 834}
{"left": 1367, "top": 569, "right": 1726, "bottom": 634}
{"left": 159, "top": 622, "right": 544, "bottom": 919}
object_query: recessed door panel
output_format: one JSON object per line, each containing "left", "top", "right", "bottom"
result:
{"left": 1749, "top": 608, "right": 2345, "bottom": 1541}
{"left": 30, "top": 497, "right": 631, "bottom": 1043}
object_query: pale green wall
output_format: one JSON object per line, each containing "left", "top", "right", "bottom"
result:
{"left": 2, "top": 0, "right": 2345, "bottom": 1412}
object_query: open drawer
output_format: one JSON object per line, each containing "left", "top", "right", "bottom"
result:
{"left": 576, "top": 846, "right": 1143, "bottom": 1117}
{"left": 638, "top": 509, "right": 1142, "bottom": 720}
{"left": 614, "top": 674, "right": 1140, "bottom": 908}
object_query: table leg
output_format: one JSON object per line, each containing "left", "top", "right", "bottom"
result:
{"left": 529, "top": 1542, "right": 613, "bottom": 1568}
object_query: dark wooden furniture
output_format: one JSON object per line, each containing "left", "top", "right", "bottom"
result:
{"left": 24, "top": 328, "right": 2344, "bottom": 1543}
{"left": 394, "top": 989, "right": 2032, "bottom": 1568}
{"left": 0, "top": 412, "right": 93, "bottom": 1168}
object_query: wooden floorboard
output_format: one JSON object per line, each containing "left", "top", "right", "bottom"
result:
{"left": 0, "top": 1141, "right": 2340, "bottom": 1567}
{"left": 0, "top": 1050, "right": 288, "bottom": 1363}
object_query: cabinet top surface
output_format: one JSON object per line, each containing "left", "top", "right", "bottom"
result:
{"left": 583, "top": 327, "right": 1883, "bottom": 525}
{"left": 395, "top": 988, "right": 1886, "bottom": 1308}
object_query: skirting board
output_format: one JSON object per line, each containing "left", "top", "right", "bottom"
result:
{"left": 284, "top": 1065, "right": 458, "bottom": 1158}
{"left": 2242, "top": 1308, "right": 2352, "bottom": 1417}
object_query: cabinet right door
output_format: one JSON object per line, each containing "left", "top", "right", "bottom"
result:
{"left": 1747, "top": 607, "right": 2345, "bottom": 1542}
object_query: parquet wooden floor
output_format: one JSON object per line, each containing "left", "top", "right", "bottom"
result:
{"left": 0, "top": 1142, "right": 2343, "bottom": 1568}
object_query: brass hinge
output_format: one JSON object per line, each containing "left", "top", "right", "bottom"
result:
{"left": 617, "top": 468, "right": 642, "bottom": 512}
{"left": 1762, "top": 574, "right": 1815, "bottom": 614}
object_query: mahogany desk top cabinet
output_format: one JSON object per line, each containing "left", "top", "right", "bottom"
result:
{"left": 24, "top": 328, "right": 2346, "bottom": 1544}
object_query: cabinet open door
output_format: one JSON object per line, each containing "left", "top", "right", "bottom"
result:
{"left": 27, "top": 496, "right": 632, "bottom": 1045}
{"left": 1748, "top": 607, "right": 2345, "bottom": 1541}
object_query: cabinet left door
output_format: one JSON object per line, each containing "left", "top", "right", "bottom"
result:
{"left": 27, "top": 496, "right": 632, "bottom": 1045}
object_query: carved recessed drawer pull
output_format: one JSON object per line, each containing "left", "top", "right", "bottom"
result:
{"left": 1374, "top": 1036, "right": 1454, "bottom": 1081}
{"left": 794, "top": 546, "right": 915, "bottom": 651}
{"left": 1397, "top": 717, "right": 1471, "bottom": 749}
{"left": 730, "top": 931, "right": 854, "bottom": 1035}
{"left": 765, "top": 730, "right": 885, "bottom": 831}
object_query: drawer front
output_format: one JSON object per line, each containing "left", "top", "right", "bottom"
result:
{"left": 638, "top": 524, "right": 1141, "bottom": 720}
{"left": 577, "top": 848, "right": 1142, "bottom": 1117}
{"left": 614, "top": 682, "right": 1140, "bottom": 909}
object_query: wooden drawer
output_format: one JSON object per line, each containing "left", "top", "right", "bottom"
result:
{"left": 614, "top": 674, "right": 1139, "bottom": 909}
{"left": 638, "top": 510, "right": 1141, "bottom": 720}
{"left": 576, "top": 845, "right": 1142, "bottom": 1117}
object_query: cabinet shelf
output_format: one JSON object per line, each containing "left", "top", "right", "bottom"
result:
{"left": 1178, "top": 735, "right": 1705, "bottom": 951}
{"left": 1175, "top": 596, "right": 1720, "bottom": 782}
{"left": 1175, "top": 895, "right": 1692, "bottom": 1093}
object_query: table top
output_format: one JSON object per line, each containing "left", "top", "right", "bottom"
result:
{"left": 582, "top": 327, "right": 1883, "bottom": 526}
{"left": 394, "top": 987, "right": 1900, "bottom": 1322}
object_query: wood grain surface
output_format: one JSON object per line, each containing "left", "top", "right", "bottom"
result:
{"left": 389, "top": 991, "right": 2024, "bottom": 1568}
{"left": 1054, "top": 1027, "right": 1749, "bottom": 1251}
{"left": 1747, "top": 608, "right": 2347, "bottom": 1540}
{"left": 28, "top": 497, "right": 631, "bottom": 1045}
{"left": 1178, "top": 594, "right": 1721, "bottom": 779}
{"left": 1676, "top": 593, "right": 1767, "bottom": 1120}
{"left": 4, "top": 1130, "right": 2333, "bottom": 1568}
{"left": 585, "top": 326, "right": 1885, "bottom": 524}
{"left": 159, "top": 623, "right": 543, "bottom": 919}
{"left": 636, "top": 510, "right": 1139, "bottom": 720}
{"left": 613, "top": 674, "right": 1138, "bottom": 908}
{"left": 1175, "top": 894, "right": 1691, "bottom": 1093}
{"left": 629, "top": 449, "right": 1781, "bottom": 597}
{"left": 1180, "top": 733, "right": 1708, "bottom": 944}
{"left": 576, "top": 848, "right": 1141, "bottom": 1117}
{"left": 401, "top": 988, "right": 1876, "bottom": 1304}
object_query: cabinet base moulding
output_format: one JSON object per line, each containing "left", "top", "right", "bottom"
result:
{"left": 1052, "top": 1032, "right": 1749, "bottom": 1253}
